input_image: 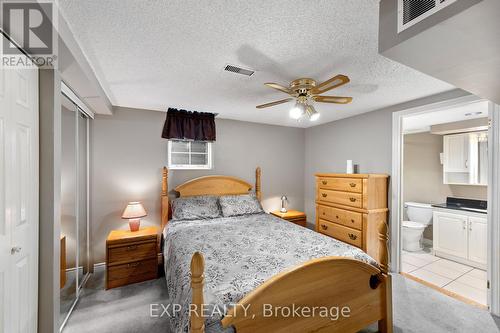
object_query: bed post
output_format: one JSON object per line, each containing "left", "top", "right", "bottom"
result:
{"left": 161, "top": 167, "right": 169, "bottom": 230}
{"left": 190, "top": 252, "right": 205, "bottom": 333}
{"left": 255, "top": 167, "right": 262, "bottom": 202}
{"left": 378, "top": 220, "right": 389, "bottom": 274}
{"left": 377, "top": 219, "right": 393, "bottom": 333}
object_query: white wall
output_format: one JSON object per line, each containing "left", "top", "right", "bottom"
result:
{"left": 90, "top": 107, "right": 305, "bottom": 264}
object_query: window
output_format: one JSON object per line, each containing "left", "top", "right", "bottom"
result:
{"left": 168, "top": 140, "right": 213, "bottom": 170}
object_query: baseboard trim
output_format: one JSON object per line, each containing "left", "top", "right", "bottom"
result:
{"left": 93, "top": 262, "right": 106, "bottom": 269}
{"left": 401, "top": 272, "right": 488, "bottom": 310}
{"left": 65, "top": 265, "right": 84, "bottom": 273}
{"left": 422, "top": 238, "right": 433, "bottom": 247}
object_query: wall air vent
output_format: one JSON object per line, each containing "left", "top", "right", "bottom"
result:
{"left": 398, "top": 0, "right": 457, "bottom": 33}
{"left": 224, "top": 64, "right": 255, "bottom": 77}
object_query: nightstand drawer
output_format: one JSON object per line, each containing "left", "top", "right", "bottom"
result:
{"left": 317, "top": 189, "right": 362, "bottom": 208}
{"left": 317, "top": 177, "right": 362, "bottom": 193}
{"left": 107, "top": 258, "right": 157, "bottom": 288}
{"left": 287, "top": 217, "right": 307, "bottom": 227}
{"left": 318, "top": 205, "right": 362, "bottom": 230}
{"left": 318, "top": 219, "right": 362, "bottom": 248}
{"left": 108, "top": 240, "right": 157, "bottom": 264}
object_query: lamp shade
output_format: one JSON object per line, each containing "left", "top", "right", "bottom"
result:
{"left": 121, "top": 202, "right": 147, "bottom": 219}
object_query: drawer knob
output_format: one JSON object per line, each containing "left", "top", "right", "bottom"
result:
{"left": 349, "top": 183, "right": 356, "bottom": 187}
{"left": 349, "top": 197, "right": 356, "bottom": 202}
{"left": 348, "top": 233, "right": 357, "bottom": 240}
{"left": 321, "top": 224, "right": 328, "bottom": 230}
{"left": 336, "top": 215, "right": 339, "bottom": 219}
{"left": 322, "top": 212, "right": 326, "bottom": 215}
{"left": 322, "top": 193, "right": 327, "bottom": 198}
{"left": 351, "top": 219, "right": 355, "bottom": 223}
{"left": 322, "top": 180, "right": 327, "bottom": 185}
{"left": 127, "top": 262, "right": 141, "bottom": 268}
{"left": 127, "top": 245, "right": 138, "bottom": 251}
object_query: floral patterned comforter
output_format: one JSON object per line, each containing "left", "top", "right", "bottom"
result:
{"left": 163, "top": 213, "right": 378, "bottom": 333}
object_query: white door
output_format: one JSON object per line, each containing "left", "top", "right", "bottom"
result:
{"left": 444, "top": 133, "right": 469, "bottom": 172}
{"left": 0, "top": 49, "right": 39, "bottom": 332}
{"left": 433, "top": 211, "right": 468, "bottom": 259}
{"left": 469, "top": 216, "right": 487, "bottom": 265}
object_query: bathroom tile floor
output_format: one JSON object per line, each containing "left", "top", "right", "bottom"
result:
{"left": 401, "top": 248, "right": 487, "bottom": 306}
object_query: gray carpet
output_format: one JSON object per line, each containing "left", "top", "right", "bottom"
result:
{"left": 64, "top": 266, "right": 500, "bottom": 333}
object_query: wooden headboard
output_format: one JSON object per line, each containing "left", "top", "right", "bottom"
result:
{"left": 161, "top": 167, "right": 261, "bottom": 229}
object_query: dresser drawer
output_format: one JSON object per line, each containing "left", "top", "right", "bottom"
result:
{"left": 317, "top": 177, "right": 362, "bottom": 193}
{"left": 317, "top": 205, "right": 362, "bottom": 230}
{"left": 318, "top": 219, "right": 362, "bottom": 248}
{"left": 108, "top": 240, "right": 157, "bottom": 264}
{"left": 317, "top": 189, "right": 363, "bottom": 208}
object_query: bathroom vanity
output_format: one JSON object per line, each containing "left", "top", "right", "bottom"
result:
{"left": 432, "top": 198, "right": 487, "bottom": 269}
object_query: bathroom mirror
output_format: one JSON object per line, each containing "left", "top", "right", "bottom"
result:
{"left": 443, "top": 131, "right": 488, "bottom": 185}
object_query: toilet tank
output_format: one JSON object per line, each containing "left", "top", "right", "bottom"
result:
{"left": 405, "top": 202, "right": 433, "bottom": 225}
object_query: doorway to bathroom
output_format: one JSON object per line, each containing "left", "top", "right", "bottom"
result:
{"left": 392, "top": 95, "right": 498, "bottom": 310}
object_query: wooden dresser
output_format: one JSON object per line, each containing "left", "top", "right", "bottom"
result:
{"left": 315, "top": 174, "right": 389, "bottom": 252}
{"left": 106, "top": 226, "right": 159, "bottom": 289}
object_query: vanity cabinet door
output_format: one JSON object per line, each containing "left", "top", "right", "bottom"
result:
{"left": 468, "top": 217, "right": 487, "bottom": 265}
{"left": 433, "top": 211, "right": 468, "bottom": 259}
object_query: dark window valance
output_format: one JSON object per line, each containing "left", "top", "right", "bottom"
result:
{"left": 161, "top": 108, "right": 216, "bottom": 141}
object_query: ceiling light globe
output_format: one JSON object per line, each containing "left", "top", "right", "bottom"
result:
{"left": 306, "top": 105, "right": 320, "bottom": 121}
{"left": 309, "top": 112, "right": 320, "bottom": 121}
{"left": 289, "top": 103, "right": 306, "bottom": 120}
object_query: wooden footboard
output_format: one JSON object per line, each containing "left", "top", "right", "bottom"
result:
{"left": 189, "top": 221, "right": 393, "bottom": 333}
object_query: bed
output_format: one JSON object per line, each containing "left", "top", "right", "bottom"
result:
{"left": 161, "top": 167, "right": 392, "bottom": 333}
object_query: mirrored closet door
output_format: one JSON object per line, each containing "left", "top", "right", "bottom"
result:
{"left": 60, "top": 90, "right": 92, "bottom": 331}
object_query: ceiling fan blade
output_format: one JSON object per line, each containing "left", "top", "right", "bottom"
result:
{"left": 310, "top": 75, "right": 350, "bottom": 95}
{"left": 313, "top": 96, "right": 353, "bottom": 104}
{"left": 256, "top": 98, "right": 294, "bottom": 109}
{"left": 264, "top": 83, "right": 294, "bottom": 95}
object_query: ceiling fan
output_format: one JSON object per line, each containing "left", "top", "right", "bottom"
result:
{"left": 256, "top": 74, "right": 353, "bottom": 121}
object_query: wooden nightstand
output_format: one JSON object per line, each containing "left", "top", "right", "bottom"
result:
{"left": 106, "top": 226, "right": 160, "bottom": 289}
{"left": 270, "top": 210, "right": 307, "bottom": 227}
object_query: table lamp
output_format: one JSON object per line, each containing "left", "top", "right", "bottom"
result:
{"left": 280, "top": 195, "right": 288, "bottom": 213}
{"left": 121, "top": 201, "right": 147, "bottom": 232}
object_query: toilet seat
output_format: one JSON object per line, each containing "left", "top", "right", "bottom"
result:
{"left": 402, "top": 220, "right": 425, "bottom": 229}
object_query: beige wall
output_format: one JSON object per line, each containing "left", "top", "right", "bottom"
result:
{"left": 403, "top": 132, "right": 487, "bottom": 240}
{"left": 90, "top": 107, "right": 305, "bottom": 264}
{"left": 403, "top": 132, "right": 487, "bottom": 204}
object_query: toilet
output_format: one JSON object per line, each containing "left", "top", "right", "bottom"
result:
{"left": 402, "top": 202, "right": 433, "bottom": 252}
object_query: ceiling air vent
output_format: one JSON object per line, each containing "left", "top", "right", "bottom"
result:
{"left": 398, "top": 0, "right": 457, "bottom": 33}
{"left": 224, "top": 64, "right": 254, "bottom": 77}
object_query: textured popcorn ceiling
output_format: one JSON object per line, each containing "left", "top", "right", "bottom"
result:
{"left": 58, "top": 0, "right": 454, "bottom": 127}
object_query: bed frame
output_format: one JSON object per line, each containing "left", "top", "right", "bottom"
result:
{"left": 161, "top": 166, "right": 392, "bottom": 333}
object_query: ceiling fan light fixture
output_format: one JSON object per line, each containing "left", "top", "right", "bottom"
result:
{"left": 306, "top": 105, "right": 320, "bottom": 121}
{"left": 289, "top": 101, "right": 306, "bottom": 120}
{"left": 257, "top": 74, "right": 352, "bottom": 122}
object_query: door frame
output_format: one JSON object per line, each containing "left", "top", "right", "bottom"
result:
{"left": 391, "top": 94, "right": 499, "bottom": 314}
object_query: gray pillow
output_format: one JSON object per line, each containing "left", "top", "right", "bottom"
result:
{"left": 219, "top": 194, "right": 264, "bottom": 217}
{"left": 171, "top": 195, "right": 221, "bottom": 220}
